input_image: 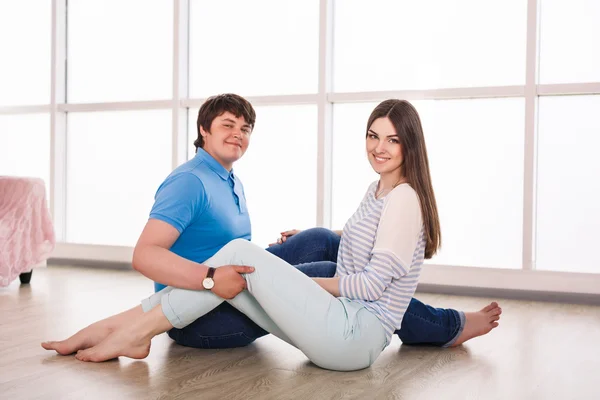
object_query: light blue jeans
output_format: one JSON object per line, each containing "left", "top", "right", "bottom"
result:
{"left": 142, "top": 238, "right": 387, "bottom": 371}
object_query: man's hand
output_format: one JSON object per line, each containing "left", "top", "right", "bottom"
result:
{"left": 268, "top": 229, "right": 302, "bottom": 247}
{"left": 211, "top": 265, "right": 255, "bottom": 299}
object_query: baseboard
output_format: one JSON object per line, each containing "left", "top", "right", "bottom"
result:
{"left": 416, "top": 283, "right": 600, "bottom": 306}
{"left": 51, "top": 242, "right": 133, "bottom": 263}
{"left": 419, "top": 264, "right": 600, "bottom": 297}
{"left": 48, "top": 258, "right": 132, "bottom": 270}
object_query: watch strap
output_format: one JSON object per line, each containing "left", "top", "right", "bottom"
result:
{"left": 206, "top": 267, "right": 216, "bottom": 280}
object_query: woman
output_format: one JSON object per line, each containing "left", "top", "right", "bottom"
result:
{"left": 43, "top": 100, "right": 500, "bottom": 371}
{"left": 267, "top": 227, "right": 500, "bottom": 348}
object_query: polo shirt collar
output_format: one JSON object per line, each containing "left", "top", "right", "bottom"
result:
{"left": 195, "top": 148, "right": 235, "bottom": 181}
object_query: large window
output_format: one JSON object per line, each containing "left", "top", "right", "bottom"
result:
{"left": 333, "top": 0, "right": 526, "bottom": 92}
{"left": 421, "top": 99, "right": 525, "bottom": 269}
{"left": 189, "top": 0, "right": 319, "bottom": 97}
{"left": 536, "top": 95, "right": 600, "bottom": 273}
{"left": 0, "top": 1, "right": 51, "bottom": 106}
{"left": 539, "top": 0, "right": 600, "bottom": 84}
{"left": 68, "top": 0, "right": 172, "bottom": 103}
{"left": 66, "top": 110, "right": 172, "bottom": 246}
{"left": 2, "top": 1, "right": 599, "bottom": 281}
{"left": 0, "top": 114, "right": 50, "bottom": 188}
{"left": 333, "top": 99, "right": 525, "bottom": 269}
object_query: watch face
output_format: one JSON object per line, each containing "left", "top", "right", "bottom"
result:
{"left": 203, "top": 278, "right": 214, "bottom": 290}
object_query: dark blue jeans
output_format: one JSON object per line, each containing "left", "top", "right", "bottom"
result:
{"left": 167, "top": 228, "right": 463, "bottom": 348}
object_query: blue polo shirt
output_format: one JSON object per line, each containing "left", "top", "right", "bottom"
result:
{"left": 149, "top": 148, "right": 251, "bottom": 292}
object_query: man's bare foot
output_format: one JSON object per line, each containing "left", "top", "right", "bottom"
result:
{"left": 75, "top": 327, "right": 152, "bottom": 362}
{"left": 41, "top": 305, "right": 145, "bottom": 355}
{"left": 450, "top": 302, "right": 502, "bottom": 347}
{"left": 41, "top": 322, "right": 114, "bottom": 355}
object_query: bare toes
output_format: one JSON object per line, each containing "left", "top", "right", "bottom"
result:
{"left": 41, "top": 340, "right": 76, "bottom": 355}
{"left": 41, "top": 341, "right": 54, "bottom": 350}
{"left": 76, "top": 350, "right": 89, "bottom": 361}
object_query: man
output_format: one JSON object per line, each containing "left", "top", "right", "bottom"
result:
{"left": 139, "top": 93, "right": 341, "bottom": 348}
{"left": 135, "top": 93, "right": 500, "bottom": 350}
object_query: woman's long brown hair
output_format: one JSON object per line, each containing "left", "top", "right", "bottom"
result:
{"left": 366, "top": 99, "right": 441, "bottom": 258}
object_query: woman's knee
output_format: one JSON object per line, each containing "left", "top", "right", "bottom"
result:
{"left": 209, "top": 239, "right": 259, "bottom": 266}
{"left": 222, "top": 238, "right": 256, "bottom": 253}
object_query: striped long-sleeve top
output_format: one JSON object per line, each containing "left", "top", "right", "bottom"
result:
{"left": 336, "top": 181, "right": 426, "bottom": 343}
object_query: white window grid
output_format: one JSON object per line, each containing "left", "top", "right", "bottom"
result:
{"left": 1, "top": 0, "right": 600, "bottom": 292}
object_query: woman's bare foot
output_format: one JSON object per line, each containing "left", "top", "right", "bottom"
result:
{"left": 75, "top": 327, "right": 152, "bottom": 362}
{"left": 41, "top": 305, "right": 145, "bottom": 355}
{"left": 75, "top": 305, "right": 173, "bottom": 362}
{"left": 450, "top": 302, "right": 502, "bottom": 347}
{"left": 41, "top": 322, "right": 114, "bottom": 355}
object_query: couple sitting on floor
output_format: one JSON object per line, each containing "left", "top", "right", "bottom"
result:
{"left": 42, "top": 93, "right": 501, "bottom": 371}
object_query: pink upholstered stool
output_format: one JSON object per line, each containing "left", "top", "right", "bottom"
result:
{"left": 0, "top": 176, "right": 55, "bottom": 287}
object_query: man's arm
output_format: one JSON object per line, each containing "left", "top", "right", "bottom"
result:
{"left": 333, "top": 230, "right": 343, "bottom": 236}
{"left": 132, "top": 219, "right": 208, "bottom": 290}
{"left": 132, "top": 219, "right": 254, "bottom": 297}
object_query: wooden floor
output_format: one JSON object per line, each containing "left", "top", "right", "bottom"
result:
{"left": 1, "top": 266, "right": 599, "bottom": 400}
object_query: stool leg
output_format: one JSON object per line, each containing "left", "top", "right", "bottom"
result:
{"left": 19, "top": 270, "right": 33, "bottom": 284}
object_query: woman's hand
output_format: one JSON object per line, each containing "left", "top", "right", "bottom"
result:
{"left": 268, "top": 229, "right": 302, "bottom": 247}
{"left": 312, "top": 277, "right": 341, "bottom": 297}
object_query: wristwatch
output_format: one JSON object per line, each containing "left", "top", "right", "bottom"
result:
{"left": 202, "top": 267, "right": 216, "bottom": 290}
